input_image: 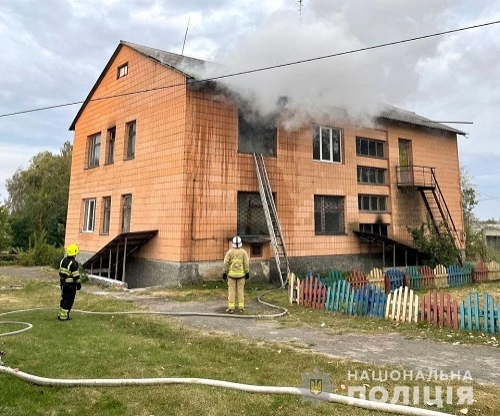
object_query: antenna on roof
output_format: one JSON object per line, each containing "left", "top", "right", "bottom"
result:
{"left": 181, "top": 16, "right": 191, "bottom": 56}
{"left": 299, "top": 0, "right": 303, "bottom": 27}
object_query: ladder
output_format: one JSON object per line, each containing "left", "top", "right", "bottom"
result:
{"left": 253, "top": 153, "right": 290, "bottom": 288}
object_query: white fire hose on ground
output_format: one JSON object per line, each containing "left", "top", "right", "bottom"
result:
{"left": 0, "top": 293, "right": 454, "bottom": 416}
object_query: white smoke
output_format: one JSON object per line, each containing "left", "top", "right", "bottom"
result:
{"left": 186, "top": 0, "right": 460, "bottom": 127}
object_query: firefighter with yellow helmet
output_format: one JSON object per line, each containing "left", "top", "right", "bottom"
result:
{"left": 58, "top": 243, "right": 81, "bottom": 320}
{"left": 222, "top": 236, "right": 250, "bottom": 313}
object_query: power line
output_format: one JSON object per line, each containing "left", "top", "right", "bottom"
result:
{"left": 1, "top": 19, "right": 500, "bottom": 119}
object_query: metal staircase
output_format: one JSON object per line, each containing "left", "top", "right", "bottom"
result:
{"left": 253, "top": 153, "right": 290, "bottom": 288}
{"left": 397, "top": 166, "right": 463, "bottom": 264}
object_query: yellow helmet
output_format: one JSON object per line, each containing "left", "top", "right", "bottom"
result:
{"left": 66, "top": 244, "right": 79, "bottom": 257}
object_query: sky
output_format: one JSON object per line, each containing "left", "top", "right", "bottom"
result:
{"left": 0, "top": 0, "right": 499, "bottom": 220}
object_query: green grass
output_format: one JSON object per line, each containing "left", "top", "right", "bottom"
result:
{"left": 1, "top": 273, "right": 500, "bottom": 415}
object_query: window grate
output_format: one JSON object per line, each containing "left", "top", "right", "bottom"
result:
{"left": 314, "top": 195, "right": 345, "bottom": 235}
{"left": 237, "top": 192, "right": 269, "bottom": 236}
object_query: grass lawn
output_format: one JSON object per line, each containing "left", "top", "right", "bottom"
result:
{"left": 0, "top": 274, "right": 499, "bottom": 415}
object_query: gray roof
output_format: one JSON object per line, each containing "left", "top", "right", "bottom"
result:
{"left": 120, "top": 41, "right": 209, "bottom": 79}
{"left": 70, "top": 41, "right": 467, "bottom": 136}
{"left": 378, "top": 104, "right": 467, "bottom": 135}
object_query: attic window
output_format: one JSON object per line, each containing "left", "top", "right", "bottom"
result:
{"left": 117, "top": 63, "right": 128, "bottom": 79}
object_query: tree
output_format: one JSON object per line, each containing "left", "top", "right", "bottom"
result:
{"left": 6, "top": 142, "right": 72, "bottom": 248}
{"left": 407, "top": 218, "right": 460, "bottom": 267}
{"left": 461, "top": 168, "right": 486, "bottom": 261}
{"left": 0, "top": 203, "right": 11, "bottom": 251}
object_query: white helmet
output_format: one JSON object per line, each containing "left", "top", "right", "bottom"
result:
{"left": 232, "top": 236, "right": 242, "bottom": 248}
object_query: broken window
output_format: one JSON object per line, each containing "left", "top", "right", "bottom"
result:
{"left": 238, "top": 110, "right": 277, "bottom": 156}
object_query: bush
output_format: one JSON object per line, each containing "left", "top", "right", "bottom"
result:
{"left": 16, "top": 230, "right": 64, "bottom": 268}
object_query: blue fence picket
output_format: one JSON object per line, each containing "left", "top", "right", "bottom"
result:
{"left": 385, "top": 269, "right": 405, "bottom": 293}
{"left": 447, "top": 264, "right": 471, "bottom": 287}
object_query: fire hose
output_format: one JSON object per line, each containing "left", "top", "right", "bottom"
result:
{"left": 0, "top": 293, "right": 454, "bottom": 416}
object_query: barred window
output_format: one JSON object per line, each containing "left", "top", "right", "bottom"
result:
{"left": 314, "top": 195, "right": 345, "bottom": 235}
{"left": 358, "top": 195, "right": 387, "bottom": 212}
{"left": 237, "top": 192, "right": 269, "bottom": 235}
{"left": 357, "top": 166, "right": 386, "bottom": 185}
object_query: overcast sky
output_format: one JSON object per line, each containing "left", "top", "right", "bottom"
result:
{"left": 0, "top": 0, "right": 499, "bottom": 220}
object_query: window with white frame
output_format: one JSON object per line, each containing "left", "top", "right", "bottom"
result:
{"left": 117, "top": 63, "right": 128, "bottom": 79}
{"left": 313, "top": 125, "right": 342, "bottom": 163}
{"left": 87, "top": 133, "right": 101, "bottom": 168}
{"left": 82, "top": 198, "right": 96, "bottom": 232}
{"left": 125, "top": 121, "right": 136, "bottom": 160}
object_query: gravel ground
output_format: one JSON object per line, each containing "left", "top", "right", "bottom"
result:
{"left": 2, "top": 266, "right": 500, "bottom": 386}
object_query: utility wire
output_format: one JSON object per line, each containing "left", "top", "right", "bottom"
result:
{"left": 1, "top": 19, "right": 499, "bottom": 119}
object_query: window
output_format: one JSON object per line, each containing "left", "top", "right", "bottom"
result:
{"left": 106, "top": 127, "right": 116, "bottom": 164}
{"left": 357, "top": 166, "right": 386, "bottom": 185}
{"left": 237, "top": 192, "right": 269, "bottom": 235}
{"left": 87, "top": 133, "right": 101, "bottom": 168}
{"left": 125, "top": 121, "right": 136, "bottom": 160}
{"left": 356, "top": 137, "right": 385, "bottom": 158}
{"left": 250, "top": 244, "right": 263, "bottom": 257}
{"left": 117, "top": 63, "right": 128, "bottom": 79}
{"left": 313, "top": 126, "right": 342, "bottom": 163}
{"left": 360, "top": 223, "right": 388, "bottom": 236}
{"left": 101, "top": 197, "right": 111, "bottom": 234}
{"left": 238, "top": 110, "right": 277, "bottom": 156}
{"left": 82, "top": 198, "right": 96, "bottom": 232}
{"left": 314, "top": 195, "right": 345, "bottom": 235}
{"left": 122, "top": 194, "right": 132, "bottom": 232}
{"left": 358, "top": 195, "right": 387, "bottom": 212}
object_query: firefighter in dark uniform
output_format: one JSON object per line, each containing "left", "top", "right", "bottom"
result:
{"left": 58, "top": 243, "right": 81, "bottom": 320}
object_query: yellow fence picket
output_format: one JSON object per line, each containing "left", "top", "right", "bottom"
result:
{"left": 434, "top": 264, "right": 448, "bottom": 288}
{"left": 367, "top": 267, "right": 385, "bottom": 292}
{"left": 288, "top": 273, "right": 300, "bottom": 305}
{"left": 487, "top": 261, "right": 500, "bottom": 281}
{"left": 385, "top": 286, "right": 419, "bottom": 323}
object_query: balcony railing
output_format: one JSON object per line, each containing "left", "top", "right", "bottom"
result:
{"left": 396, "top": 165, "right": 436, "bottom": 188}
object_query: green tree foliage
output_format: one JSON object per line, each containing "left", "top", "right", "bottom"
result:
{"left": 6, "top": 142, "right": 72, "bottom": 249}
{"left": 407, "top": 217, "right": 460, "bottom": 267}
{"left": 461, "top": 168, "right": 487, "bottom": 261}
{"left": 0, "top": 203, "right": 11, "bottom": 251}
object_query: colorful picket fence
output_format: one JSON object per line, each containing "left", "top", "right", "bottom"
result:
{"left": 300, "top": 273, "right": 326, "bottom": 309}
{"left": 405, "top": 266, "right": 422, "bottom": 290}
{"left": 447, "top": 264, "right": 472, "bottom": 287}
{"left": 366, "top": 268, "right": 386, "bottom": 292}
{"left": 385, "top": 268, "right": 405, "bottom": 293}
{"left": 420, "top": 289, "right": 459, "bottom": 330}
{"left": 487, "top": 261, "right": 500, "bottom": 281}
{"left": 320, "top": 270, "right": 345, "bottom": 287}
{"left": 459, "top": 292, "right": 500, "bottom": 333}
{"left": 347, "top": 269, "right": 369, "bottom": 290}
{"left": 325, "top": 280, "right": 386, "bottom": 317}
{"left": 419, "top": 266, "right": 436, "bottom": 289}
{"left": 385, "top": 286, "right": 419, "bottom": 323}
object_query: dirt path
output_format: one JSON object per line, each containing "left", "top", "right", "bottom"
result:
{"left": 3, "top": 266, "right": 500, "bottom": 386}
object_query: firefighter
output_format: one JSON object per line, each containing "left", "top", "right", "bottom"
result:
{"left": 222, "top": 236, "right": 250, "bottom": 313}
{"left": 58, "top": 243, "right": 81, "bottom": 321}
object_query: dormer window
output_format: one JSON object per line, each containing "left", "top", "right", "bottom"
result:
{"left": 117, "top": 63, "right": 128, "bottom": 79}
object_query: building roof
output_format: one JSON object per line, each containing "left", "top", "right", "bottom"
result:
{"left": 378, "top": 104, "right": 467, "bottom": 136}
{"left": 69, "top": 40, "right": 467, "bottom": 136}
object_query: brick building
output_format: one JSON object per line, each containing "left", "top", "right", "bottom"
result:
{"left": 65, "top": 41, "right": 466, "bottom": 288}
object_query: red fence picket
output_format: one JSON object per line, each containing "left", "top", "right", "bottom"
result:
{"left": 300, "top": 274, "right": 327, "bottom": 310}
{"left": 420, "top": 289, "right": 459, "bottom": 330}
{"left": 472, "top": 262, "right": 489, "bottom": 284}
{"left": 347, "top": 269, "right": 368, "bottom": 290}
{"left": 419, "top": 265, "right": 436, "bottom": 289}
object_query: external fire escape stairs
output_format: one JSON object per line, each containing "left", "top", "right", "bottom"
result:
{"left": 397, "top": 166, "right": 463, "bottom": 265}
{"left": 253, "top": 153, "right": 290, "bottom": 288}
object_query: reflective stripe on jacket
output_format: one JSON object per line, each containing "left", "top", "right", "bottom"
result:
{"left": 59, "top": 257, "right": 80, "bottom": 281}
{"left": 223, "top": 248, "right": 250, "bottom": 278}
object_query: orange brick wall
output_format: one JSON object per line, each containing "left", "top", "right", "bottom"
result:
{"left": 66, "top": 44, "right": 464, "bottom": 271}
